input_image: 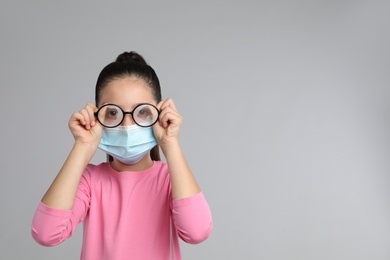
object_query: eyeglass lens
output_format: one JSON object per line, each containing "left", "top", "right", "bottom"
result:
{"left": 97, "top": 104, "right": 159, "bottom": 127}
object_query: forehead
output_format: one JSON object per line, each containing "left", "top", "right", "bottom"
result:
{"left": 99, "top": 76, "right": 155, "bottom": 107}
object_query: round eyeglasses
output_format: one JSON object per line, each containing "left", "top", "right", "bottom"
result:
{"left": 94, "top": 103, "right": 160, "bottom": 128}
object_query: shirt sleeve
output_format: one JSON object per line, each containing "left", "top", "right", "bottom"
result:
{"left": 171, "top": 191, "right": 213, "bottom": 244}
{"left": 31, "top": 169, "right": 92, "bottom": 246}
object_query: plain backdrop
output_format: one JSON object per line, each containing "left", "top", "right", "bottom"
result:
{"left": 1, "top": 1, "right": 390, "bottom": 259}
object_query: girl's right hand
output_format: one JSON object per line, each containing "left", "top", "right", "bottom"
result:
{"left": 68, "top": 103, "right": 103, "bottom": 146}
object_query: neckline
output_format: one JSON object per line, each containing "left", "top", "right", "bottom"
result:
{"left": 105, "top": 161, "right": 159, "bottom": 179}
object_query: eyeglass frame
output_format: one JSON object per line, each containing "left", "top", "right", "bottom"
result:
{"left": 94, "top": 103, "right": 160, "bottom": 128}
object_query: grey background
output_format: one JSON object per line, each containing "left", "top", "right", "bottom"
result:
{"left": 1, "top": 1, "right": 390, "bottom": 259}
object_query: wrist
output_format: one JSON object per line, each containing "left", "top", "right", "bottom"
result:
{"left": 73, "top": 140, "right": 99, "bottom": 160}
{"left": 159, "top": 138, "right": 180, "bottom": 154}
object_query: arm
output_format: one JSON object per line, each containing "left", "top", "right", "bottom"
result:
{"left": 154, "top": 99, "right": 213, "bottom": 242}
{"left": 32, "top": 171, "right": 92, "bottom": 246}
{"left": 41, "top": 142, "right": 96, "bottom": 209}
{"left": 153, "top": 98, "right": 200, "bottom": 199}
{"left": 161, "top": 140, "right": 200, "bottom": 199}
{"left": 172, "top": 192, "right": 213, "bottom": 244}
{"left": 41, "top": 103, "right": 102, "bottom": 210}
{"left": 32, "top": 103, "right": 100, "bottom": 245}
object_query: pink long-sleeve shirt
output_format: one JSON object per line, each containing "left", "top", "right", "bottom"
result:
{"left": 31, "top": 161, "right": 212, "bottom": 260}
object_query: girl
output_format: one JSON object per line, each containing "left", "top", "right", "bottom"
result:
{"left": 31, "top": 51, "right": 213, "bottom": 260}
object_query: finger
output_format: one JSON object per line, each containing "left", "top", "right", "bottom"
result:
{"left": 79, "top": 107, "right": 92, "bottom": 129}
{"left": 85, "top": 103, "right": 97, "bottom": 126}
{"left": 156, "top": 100, "right": 164, "bottom": 111}
{"left": 158, "top": 100, "right": 179, "bottom": 121}
{"left": 159, "top": 107, "right": 182, "bottom": 128}
{"left": 82, "top": 103, "right": 98, "bottom": 129}
{"left": 85, "top": 102, "right": 97, "bottom": 110}
{"left": 71, "top": 112, "right": 87, "bottom": 127}
{"left": 159, "top": 98, "right": 178, "bottom": 112}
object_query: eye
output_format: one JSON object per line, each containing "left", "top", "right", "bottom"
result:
{"left": 98, "top": 105, "right": 123, "bottom": 126}
{"left": 107, "top": 109, "right": 118, "bottom": 117}
{"left": 97, "top": 105, "right": 123, "bottom": 127}
{"left": 137, "top": 108, "right": 152, "bottom": 118}
{"left": 133, "top": 104, "right": 159, "bottom": 126}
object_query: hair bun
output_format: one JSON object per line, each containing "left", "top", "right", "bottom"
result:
{"left": 116, "top": 51, "right": 148, "bottom": 65}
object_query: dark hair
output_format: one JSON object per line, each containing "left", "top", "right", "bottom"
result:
{"left": 95, "top": 51, "right": 161, "bottom": 105}
{"left": 95, "top": 51, "right": 162, "bottom": 161}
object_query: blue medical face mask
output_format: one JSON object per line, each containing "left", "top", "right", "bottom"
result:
{"left": 98, "top": 125, "right": 158, "bottom": 164}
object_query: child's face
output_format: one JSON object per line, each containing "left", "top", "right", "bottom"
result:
{"left": 99, "top": 76, "right": 156, "bottom": 126}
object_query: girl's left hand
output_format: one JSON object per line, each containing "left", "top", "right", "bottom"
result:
{"left": 153, "top": 98, "right": 182, "bottom": 147}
